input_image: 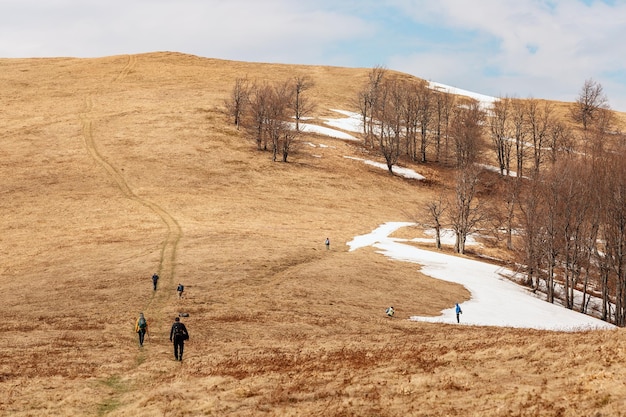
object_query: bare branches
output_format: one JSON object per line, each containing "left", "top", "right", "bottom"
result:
{"left": 225, "top": 77, "right": 250, "bottom": 130}
{"left": 571, "top": 78, "right": 610, "bottom": 131}
{"left": 230, "top": 74, "right": 314, "bottom": 162}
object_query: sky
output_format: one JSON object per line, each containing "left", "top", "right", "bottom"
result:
{"left": 348, "top": 222, "right": 615, "bottom": 331}
{"left": 1, "top": 0, "right": 625, "bottom": 111}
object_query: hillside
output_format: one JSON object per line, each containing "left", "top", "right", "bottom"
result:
{"left": 1, "top": 52, "right": 626, "bottom": 416}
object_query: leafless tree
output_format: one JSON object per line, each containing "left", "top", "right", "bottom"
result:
{"left": 425, "top": 192, "right": 449, "bottom": 250}
{"left": 489, "top": 97, "right": 514, "bottom": 175}
{"left": 242, "top": 79, "right": 298, "bottom": 162}
{"left": 510, "top": 98, "right": 528, "bottom": 178}
{"left": 501, "top": 176, "right": 521, "bottom": 250}
{"left": 450, "top": 164, "right": 484, "bottom": 254}
{"left": 291, "top": 75, "right": 316, "bottom": 132}
{"left": 571, "top": 78, "right": 610, "bottom": 131}
{"left": 357, "top": 66, "right": 387, "bottom": 148}
{"left": 432, "top": 88, "right": 456, "bottom": 165}
{"left": 403, "top": 80, "right": 422, "bottom": 161}
{"left": 417, "top": 82, "right": 433, "bottom": 163}
{"left": 225, "top": 77, "right": 250, "bottom": 130}
{"left": 450, "top": 99, "right": 485, "bottom": 169}
{"left": 245, "top": 81, "right": 273, "bottom": 151}
{"left": 518, "top": 172, "right": 546, "bottom": 290}
{"left": 374, "top": 78, "right": 402, "bottom": 174}
{"left": 601, "top": 153, "right": 626, "bottom": 325}
{"left": 265, "top": 81, "right": 294, "bottom": 162}
{"left": 546, "top": 120, "right": 573, "bottom": 164}
{"left": 526, "top": 98, "right": 554, "bottom": 174}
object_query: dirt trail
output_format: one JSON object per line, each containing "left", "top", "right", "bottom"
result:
{"left": 78, "top": 55, "right": 182, "bottom": 308}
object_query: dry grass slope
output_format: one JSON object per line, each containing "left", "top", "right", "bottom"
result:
{"left": 1, "top": 52, "right": 626, "bottom": 416}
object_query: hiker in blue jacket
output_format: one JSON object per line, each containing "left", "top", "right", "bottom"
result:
{"left": 455, "top": 303, "right": 463, "bottom": 323}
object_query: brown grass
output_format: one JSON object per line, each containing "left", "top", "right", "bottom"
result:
{"left": 2, "top": 52, "right": 626, "bottom": 416}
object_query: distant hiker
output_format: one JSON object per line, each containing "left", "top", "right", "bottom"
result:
{"left": 169, "top": 316, "right": 189, "bottom": 361}
{"left": 455, "top": 303, "right": 463, "bottom": 323}
{"left": 386, "top": 306, "right": 395, "bottom": 317}
{"left": 177, "top": 283, "right": 184, "bottom": 298}
{"left": 325, "top": 237, "right": 330, "bottom": 250}
{"left": 152, "top": 273, "right": 159, "bottom": 291}
{"left": 135, "top": 313, "right": 148, "bottom": 347}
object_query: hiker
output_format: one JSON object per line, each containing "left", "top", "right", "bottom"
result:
{"left": 152, "top": 273, "right": 159, "bottom": 291}
{"left": 177, "top": 283, "right": 184, "bottom": 298}
{"left": 455, "top": 303, "right": 463, "bottom": 323}
{"left": 386, "top": 306, "right": 395, "bottom": 317}
{"left": 135, "top": 313, "right": 148, "bottom": 347}
{"left": 169, "top": 317, "right": 189, "bottom": 361}
{"left": 325, "top": 237, "right": 330, "bottom": 250}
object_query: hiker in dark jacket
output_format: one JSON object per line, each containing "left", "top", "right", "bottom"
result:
{"left": 169, "top": 317, "right": 189, "bottom": 361}
{"left": 152, "top": 273, "right": 159, "bottom": 291}
{"left": 135, "top": 313, "right": 148, "bottom": 347}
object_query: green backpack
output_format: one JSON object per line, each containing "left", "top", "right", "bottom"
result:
{"left": 138, "top": 317, "right": 147, "bottom": 330}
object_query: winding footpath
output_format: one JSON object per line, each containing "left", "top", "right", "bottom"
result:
{"left": 78, "top": 54, "right": 182, "bottom": 310}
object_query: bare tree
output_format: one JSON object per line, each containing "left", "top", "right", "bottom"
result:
{"left": 510, "top": 98, "right": 527, "bottom": 178}
{"left": 526, "top": 98, "right": 554, "bottom": 174}
{"left": 243, "top": 79, "right": 297, "bottom": 162}
{"left": 374, "top": 78, "right": 402, "bottom": 174}
{"left": 489, "top": 97, "right": 514, "bottom": 175}
{"left": 450, "top": 99, "right": 484, "bottom": 169}
{"left": 225, "top": 77, "right": 249, "bottom": 130}
{"left": 402, "top": 80, "right": 422, "bottom": 161}
{"left": 265, "top": 81, "right": 294, "bottom": 162}
{"left": 417, "top": 82, "right": 433, "bottom": 163}
{"left": 571, "top": 78, "right": 610, "bottom": 131}
{"left": 245, "top": 81, "right": 273, "bottom": 151}
{"left": 501, "top": 176, "right": 521, "bottom": 250}
{"left": 601, "top": 153, "right": 626, "bottom": 325}
{"left": 518, "top": 176, "right": 545, "bottom": 291}
{"left": 450, "top": 164, "right": 483, "bottom": 254}
{"left": 432, "top": 88, "right": 456, "bottom": 164}
{"left": 425, "top": 192, "right": 449, "bottom": 250}
{"left": 291, "top": 75, "right": 315, "bottom": 132}
{"left": 547, "top": 120, "right": 573, "bottom": 165}
{"left": 357, "top": 66, "right": 387, "bottom": 148}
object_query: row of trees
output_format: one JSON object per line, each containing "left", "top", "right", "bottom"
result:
{"left": 356, "top": 66, "right": 460, "bottom": 170}
{"left": 226, "top": 67, "right": 624, "bottom": 324}
{"left": 413, "top": 74, "right": 625, "bottom": 324}
{"left": 225, "top": 75, "right": 315, "bottom": 162}
{"left": 516, "top": 143, "right": 626, "bottom": 324}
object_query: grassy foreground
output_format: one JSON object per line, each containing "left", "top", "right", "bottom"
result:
{"left": 1, "top": 52, "right": 626, "bottom": 416}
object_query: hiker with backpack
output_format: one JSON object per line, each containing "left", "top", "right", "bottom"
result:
{"left": 135, "top": 313, "right": 148, "bottom": 347}
{"left": 455, "top": 303, "right": 463, "bottom": 323}
{"left": 177, "top": 283, "right": 184, "bottom": 299}
{"left": 169, "top": 316, "right": 189, "bottom": 361}
{"left": 152, "top": 273, "right": 159, "bottom": 291}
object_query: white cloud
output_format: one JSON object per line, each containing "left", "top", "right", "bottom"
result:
{"left": 388, "top": 0, "right": 626, "bottom": 109}
{"left": 0, "top": 0, "right": 373, "bottom": 63}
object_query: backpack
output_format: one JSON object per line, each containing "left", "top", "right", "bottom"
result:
{"left": 138, "top": 317, "right": 147, "bottom": 330}
{"left": 173, "top": 323, "right": 186, "bottom": 339}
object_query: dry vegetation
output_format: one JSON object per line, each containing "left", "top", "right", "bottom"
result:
{"left": 2, "top": 52, "right": 626, "bottom": 416}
